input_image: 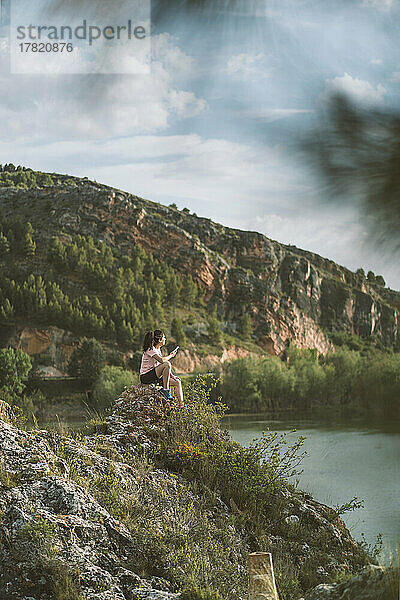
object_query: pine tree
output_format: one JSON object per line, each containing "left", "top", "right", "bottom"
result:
{"left": 48, "top": 236, "right": 65, "bottom": 270}
{"left": 197, "top": 283, "right": 206, "bottom": 306}
{"left": 67, "top": 338, "right": 105, "bottom": 383}
{"left": 0, "top": 299, "right": 13, "bottom": 322}
{"left": 171, "top": 316, "right": 187, "bottom": 349}
{"left": 239, "top": 314, "right": 252, "bottom": 340}
{"left": 182, "top": 275, "right": 197, "bottom": 305}
{"left": 67, "top": 348, "right": 81, "bottom": 377}
{"left": 23, "top": 222, "right": 36, "bottom": 257}
{"left": 0, "top": 348, "right": 32, "bottom": 398}
{"left": 168, "top": 274, "right": 182, "bottom": 304}
{"left": 208, "top": 309, "right": 222, "bottom": 346}
{"left": 0, "top": 232, "right": 10, "bottom": 257}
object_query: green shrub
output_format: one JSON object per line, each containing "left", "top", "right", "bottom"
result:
{"left": 67, "top": 337, "right": 105, "bottom": 383}
{"left": 0, "top": 462, "right": 22, "bottom": 487}
{"left": 222, "top": 355, "right": 294, "bottom": 411}
{"left": 207, "top": 310, "right": 223, "bottom": 346}
{"left": 221, "top": 345, "right": 400, "bottom": 414}
{"left": 238, "top": 314, "right": 252, "bottom": 340}
{"left": 0, "top": 347, "right": 32, "bottom": 398}
{"left": 124, "top": 474, "right": 247, "bottom": 599}
{"left": 180, "top": 585, "right": 226, "bottom": 599}
{"left": 89, "top": 470, "right": 129, "bottom": 520}
{"left": 12, "top": 388, "right": 47, "bottom": 421}
{"left": 92, "top": 365, "right": 136, "bottom": 408}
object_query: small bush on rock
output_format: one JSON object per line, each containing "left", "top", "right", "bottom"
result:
{"left": 156, "top": 375, "right": 305, "bottom": 525}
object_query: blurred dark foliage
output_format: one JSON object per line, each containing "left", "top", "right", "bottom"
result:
{"left": 303, "top": 92, "right": 400, "bottom": 250}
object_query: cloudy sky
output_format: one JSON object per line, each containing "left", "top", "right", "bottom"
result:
{"left": 1, "top": 0, "right": 400, "bottom": 287}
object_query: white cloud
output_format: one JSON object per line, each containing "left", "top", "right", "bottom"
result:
{"left": 389, "top": 71, "right": 400, "bottom": 82}
{"left": 322, "top": 72, "right": 386, "bottom": 106}
{"left": 227, "top": 52, "right": 274, "bottom": 80}
{"left": 0, "top": 33, "right": 206, "bottom": 140}
{"left": 370, "top": 58, "right": 383, "bottom": 65}
{"left": 168, "top": 90, "right": 207, "bottom": 119}
{"left": 361, "top": 0, "right": 394, "bottom": 9}
{"left": 152, "top": 33, "right": 194, "bottom": 79}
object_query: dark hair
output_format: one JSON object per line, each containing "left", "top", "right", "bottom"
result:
{"left": 142, "top": 329, "right": 164, "bottom": 351}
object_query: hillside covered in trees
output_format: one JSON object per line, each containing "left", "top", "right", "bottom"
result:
{"left": 0, "top": 163, "right": 399, "bottom": 378}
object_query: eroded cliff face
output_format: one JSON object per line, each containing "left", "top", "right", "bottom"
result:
{"left": 172, "top": 345, "right": 253, "bottom": 373}
{"left": 0, "top": 175, "right": 398, "bottom": 357}
{"left": 8, "top": 326, "right": 75, "bottom": 370}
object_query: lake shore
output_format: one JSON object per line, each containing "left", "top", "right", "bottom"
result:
{"left": 227, "top": 411, "right": 400, "bottom": 565}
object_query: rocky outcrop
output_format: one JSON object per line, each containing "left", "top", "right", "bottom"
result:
{"left": 0, "top": 386, "right": 387, "bottom": 599}
{"left": 0, "top": 404, "right": 182, "bottom": 599}
{"left": 1, "top": 175, "right": 398, "bottom": 356}
{"left": 9, "top": 325, "right": 74, "bottom": 373}
{"left": 303, "top": 564, "right": 397, "bottom": 600}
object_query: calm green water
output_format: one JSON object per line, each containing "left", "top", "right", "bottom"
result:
{"left": 226, "top": 412, "right": 400, "bottom": 563}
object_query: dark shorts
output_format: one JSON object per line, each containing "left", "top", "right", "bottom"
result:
{"left": 140, "top": 367, "right": 163, "bottom": 385}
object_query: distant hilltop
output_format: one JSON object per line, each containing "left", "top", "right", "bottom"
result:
{"left": 0, "top": 164, "right": 398, "bottom": 369}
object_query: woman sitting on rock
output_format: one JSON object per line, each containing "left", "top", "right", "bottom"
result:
{"left": 139, "top": 329, "right": 185, "bottom": 407}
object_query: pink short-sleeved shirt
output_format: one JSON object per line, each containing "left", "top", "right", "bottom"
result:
{"left": 140, "top": 346, "right": 162, "bottom": 375}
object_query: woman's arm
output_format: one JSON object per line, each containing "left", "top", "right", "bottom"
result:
{"left": 152, "top": 349, "right": 178, "bottom": 364}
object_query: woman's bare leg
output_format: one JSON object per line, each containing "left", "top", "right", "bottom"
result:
{"left": 170, "top": 375, "right": 184, "bottom": 406}
{"left": 155, "top": 362, "right": 171, "bottom": 389}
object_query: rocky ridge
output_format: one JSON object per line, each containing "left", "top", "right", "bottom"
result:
{"left": 0, "top": 174, "right": 399, "bottom": 357}
{"left": 0, "top": 389, "right": 396, "bottom": 600}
